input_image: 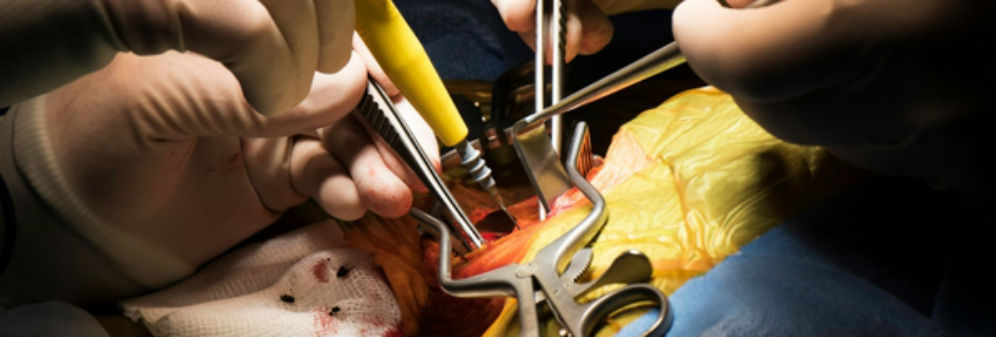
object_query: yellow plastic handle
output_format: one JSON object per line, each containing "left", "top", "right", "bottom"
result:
{"left": 354, "top": 0, "right": 468, "bottom": 147}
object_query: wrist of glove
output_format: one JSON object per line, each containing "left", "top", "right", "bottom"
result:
{"left": 1, "top": 98, "right": 194, "bottom": 304}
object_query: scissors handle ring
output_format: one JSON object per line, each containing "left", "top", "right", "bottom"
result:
{"left": 579, "top": 284, "right": 673, "bottom": 337}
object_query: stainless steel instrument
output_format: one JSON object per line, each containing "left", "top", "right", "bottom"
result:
{"left": 354, "top": 79, "right": 484, "bottom": 252}
{"left": 367, "top": 1, "right": 780, "bottom": 334}
{"left": 415, "top": 122, "right": 671, "bottom": 337}
{"left": 512, "top": 0, "right": 777, "bottom": 215}
{"left": 516, "top": 0, "right": 573, "bottom": 217}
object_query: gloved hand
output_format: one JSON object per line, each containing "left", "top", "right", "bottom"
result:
{"left": 0, "top": 0, "right": 354, "bottom": 115}
{"left": 673, "top": 0, "right": 994, "bottom": 192}
{"left": 490, "top": 0, "right": 680, "bottom": 62}
{"left": 0, "top": 46, "right": 438, "bottom": 302}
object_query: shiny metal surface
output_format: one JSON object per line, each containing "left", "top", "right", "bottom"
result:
{"left": 511, "top": 39, "right": 685, "bottom": 217}
{"left": 519, "top": 41, "right": 686, "bottom": 129}
{"left": 518, "top": 0, "right": 573, "bottom": 218}
{"left": 355, "top": 79, "right": 485, "bottom": 250}
{"left": 533, "top": 0, "right": 546, "bottom": 123}
{"left": 518, "top": 0, "right": 778, "bottom": 129}
{"left": 550, "top": 0, "right": 566, "bottom": 154}
{"left": 416, "top": 122, "right": 672, "bottom": 337}
{"left": 454, "top": 140, "right": 517, "bottom": 228}
{"left": 513, "top": 125, "right": 571, "bottom": 213}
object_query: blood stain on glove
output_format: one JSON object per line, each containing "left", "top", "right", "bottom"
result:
{"left": 366, "top": 167, "right": 412, "bottom": 217}
{"left": 313, "top": 259, "right": 331, "bottom": 283}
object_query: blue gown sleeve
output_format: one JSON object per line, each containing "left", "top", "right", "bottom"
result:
{"left": 618, "top": 177, "right": 983, "bottom": 337}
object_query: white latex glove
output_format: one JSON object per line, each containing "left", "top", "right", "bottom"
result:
{"left": 673, "top": 0, "right": 994, "bottom": 193}
{"left": 0, "top": 47, "right": 438, "bottom": 303}
{"left": 490, "top": 0, "right": 681, "bottom": 62}
{"left": 56, "top": 49, "right": 435, "bottom": 260}
{"left": 0, "top": 0, "right": 353, "bottom": 115}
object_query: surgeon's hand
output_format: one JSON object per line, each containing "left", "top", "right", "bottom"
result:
{"left": 1, "top": 0, "right": 354, "bottom": 115}
{"left": 23, "top": 49, "right": 437, "bottom": 271}
{"left": 490, "top": 0, "right": 680, "bottom": 62}
{"left": 673, "top": 0, "right": 994, "bottom": 191}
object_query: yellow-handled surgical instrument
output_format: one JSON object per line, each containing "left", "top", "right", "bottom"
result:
{"left": 355, "top": 0, "right": 514, "bottom": 248}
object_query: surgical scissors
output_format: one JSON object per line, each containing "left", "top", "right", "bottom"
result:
{"left": 412, "top": 122, "right": 671, "bottom": 337}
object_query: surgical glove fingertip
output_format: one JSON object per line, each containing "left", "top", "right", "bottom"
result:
{"left": 355, "top": 170, "right": 413, "bottom": 220}
{"left": 574, "top": 0, "right": 614, "bottom": 58}
{"left": 317, "top": 177, "right": 366, "bottom": 221}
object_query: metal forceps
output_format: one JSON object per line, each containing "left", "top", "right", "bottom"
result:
{"left": 355, "top": 78, "right": 484, "bottom": 253}
{"left": 513, "top": 0, "right": 778, "bottom": 216}
{"left": 413, "top": 122, "right": 672, "bottom": 337}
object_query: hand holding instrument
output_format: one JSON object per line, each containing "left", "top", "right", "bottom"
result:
{"left": 414, "top": 123, "right": 672, "bottom": 337}
{"left": 354, "top": 79, "right": 483, "bottom": 252}
{"left": 513, "top": 0, "right": 777, "bottom": 213}
{"left": 354, "top": 0, "right": 515, "bottom": 242}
